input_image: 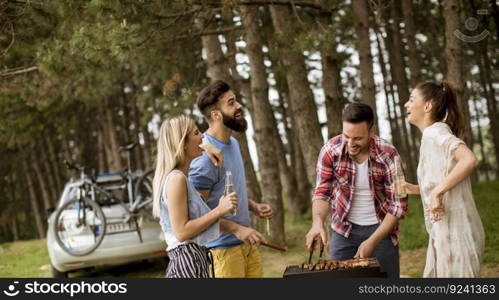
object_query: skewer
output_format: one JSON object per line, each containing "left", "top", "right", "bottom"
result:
{"left": 308, "top": 239, "right": 316, "bottom": 264}
{"left": 260, "top": 241, "right": 286, "bottom": 252}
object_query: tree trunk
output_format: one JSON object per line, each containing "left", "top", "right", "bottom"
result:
{"left": 490, "top": 0, "right": 499, "bottom": 41}
{"left": 471, "top": 0, "right": 499, "bottom": 179}
{"left": 221, "top": 9, "right": 266, "bottom": 211}
{"left": 195, "top": 9, "right": 263, "bottom": 207}
{"left": 241, "top": 4, "right": 285, "bottom": 244}
{"left": 320, "top": 41, "right": 347, "bottom": 139}
{"left": 401, "top": 0, "right": 422, "bottom": 88}
{"left": 352, "top": 0, "right": 377, "bottom": 115}
{"left": 131, "top": 98, "right": 144, "bottom": 172}
{"left": 421, "top": 0, "right": 447, "bottom": 73}
{"left": 195, "top": 10, "right": 232, "bottom": 84}
{"left": 269, "top": 4, "right": 324, "bottom": 187}
{"left": 481, "top": 54, "right": 499, "bottom": 179}
{"left": 444, "top": 0, "right": 472, "bottom": 145}
{"left": 222, "top": 10, "right": 253, "bottom": 106}
{"left": 23, "top": 162, "right": 46, "bottom": 238}
{"left": 375, "top": 31, "right": 403, "bottom": 153}
{"left": 314, "top": 0, "right": 347, "bottom": 139}
{"left": 39, "top": 144, "right": 59, "bottom": 206}
{"left": 120, "top": 86, "right": 131, "bottom": 147}
{"left": 383, "top": 16, "right": 417, "bottom": 182}
{"left": 97, "top": 126, "right": 107, "bottom": 173}
{"left": 8, "top": 175, "right": 19, "bottom": 240}
{"left": 277, "top": 74, "right": 314, "bottom": 207}
{"left": 10, "top": 216, "right": 19, "bottom": 241}
{"left": 233, "top": 132, "right": 262, "bottom": 203}
{"left": 32, "top": 154, "right": 55, "bottom": 211}
{"left": 99, "top": 103, "right": 123, "bottom": 172}
{"left": 268, "top": 47, "right": 312, "bottom": 212}
{"left": 142, "top": 125, "right": 153, "bottom": 170}
{"left": 388, "top": 0, "right": 421, "bottom": 152}
{"left": 264, "top": 21, "right": 310, "bottom": 213}
{"left": 290, "top": 112, "right": 313, "bottom": 206}
{"left": 45, "top": 135, "right": 63, "bottom": 193}
{"left": 478, "top": 52, "right": 499, "bottom": 179}
{"left": 471, "top": 95, "right": 490, "bottom": 181}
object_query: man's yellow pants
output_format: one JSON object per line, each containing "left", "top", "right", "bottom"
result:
{"left": 209, "top": 244, "right": 263, "bottom": 278}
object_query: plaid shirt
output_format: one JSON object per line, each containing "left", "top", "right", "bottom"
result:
{"left": 313, "top": 135, "right": 408, "bottom": 246}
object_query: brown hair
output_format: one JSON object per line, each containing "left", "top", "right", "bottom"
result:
{"left": 415, "top": 80, "right": 465, "bottom": 137}
{"left": 196, "top": 80, "right": 231, "bottom": 119}
{"left": 342, "top": 102, "right": 374, "bottom": 129}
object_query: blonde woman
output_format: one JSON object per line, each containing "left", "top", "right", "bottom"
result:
{"left": 403, "top": 81, "right": 485, "bottom": 277}
{"left": 152, "top": 115, "right": 237, "bottom": 278}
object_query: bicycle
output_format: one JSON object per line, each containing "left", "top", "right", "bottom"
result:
{"left": 53, "top": 142, "right": 154, "bottom": 256}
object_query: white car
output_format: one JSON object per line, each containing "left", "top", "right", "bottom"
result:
{"left": 47, "top": 178, "right": 167, "bottom": 278}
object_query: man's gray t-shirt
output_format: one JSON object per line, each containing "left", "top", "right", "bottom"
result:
{"left": 188, "top": 133, "right": 250, "bottom": 249}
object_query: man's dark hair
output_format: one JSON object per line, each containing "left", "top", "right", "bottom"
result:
{"left": 197, "top": 80, "right": 231, "bottom": 119}
{"left": 342, "top": 102, "right": 374, "bottom": 129}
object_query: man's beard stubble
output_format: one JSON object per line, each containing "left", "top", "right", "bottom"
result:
{"left": 222, "top": 111, "right": 247, "bottom": 132}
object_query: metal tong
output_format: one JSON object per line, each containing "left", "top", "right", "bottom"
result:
{"left": 308, "top": 238, "right": 325, "bottom": 264}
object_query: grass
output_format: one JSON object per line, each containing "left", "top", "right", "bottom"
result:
{"left": 0, "top": 239, "right": 168, "bottom": 278}
{"left": 0, "top": 240, "right": 50, "bottom": 277}
{"left": 1, "top": 181, "right": 498, "bottom": 278}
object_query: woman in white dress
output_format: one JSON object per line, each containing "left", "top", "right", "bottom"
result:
{"left": 402, "top": 80, "right": 485, "bottom": 277}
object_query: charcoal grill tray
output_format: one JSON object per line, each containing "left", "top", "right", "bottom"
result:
{"left": 283, "top": 261, "right": 387, "bottom": 278}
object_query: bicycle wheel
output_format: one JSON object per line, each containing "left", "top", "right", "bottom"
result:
{"left": 53, "top": 196, "right": 107, "bottom": 256}
{"left": 133, "top": 169, "right": 153, "bottom": 215}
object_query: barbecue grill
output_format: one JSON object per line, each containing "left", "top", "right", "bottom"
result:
{"left": 283, "top": 258, "right": 387, "bottom": 278}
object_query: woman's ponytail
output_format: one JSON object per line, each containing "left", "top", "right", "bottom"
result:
{"left": 415, "top": 80, "right": 466, "bottom": 137}
{"left": 441, "top": 80, "right": 465, "bottom": 138}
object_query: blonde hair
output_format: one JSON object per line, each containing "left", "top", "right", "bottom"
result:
{"left": 152, "top": 115, "right": 196, "bottom": 218}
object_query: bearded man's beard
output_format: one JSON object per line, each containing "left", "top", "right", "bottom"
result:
{"left": 222, "top": 110, "right": 247, "bottom": 132}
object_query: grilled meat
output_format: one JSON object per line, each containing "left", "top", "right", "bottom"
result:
{"left": 298, "top": 257, "right": 377, "bottom": 271}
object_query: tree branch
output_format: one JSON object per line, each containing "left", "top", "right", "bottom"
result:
{"left": 195, "top": 0, "right": 334, "bottom": 13}
{"left": 0, "top": 21, "right": 15, "bottom": 58}
{"left": 0, "top": 66, "right": 38, "bottom": 77}
{"left": 168, "top": 25, "right": 243, "bottom": 42}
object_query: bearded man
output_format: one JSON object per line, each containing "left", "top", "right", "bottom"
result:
{"left": 188, "top": 80, "right": 273, "bottom": 278}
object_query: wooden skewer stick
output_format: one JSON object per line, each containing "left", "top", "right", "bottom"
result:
{"left": 260, "top": 241, "right": 287, "bottom": 252}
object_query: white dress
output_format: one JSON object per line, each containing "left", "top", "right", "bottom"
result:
{"left": 417, "top": 122, "right": 485, "bottom": 277}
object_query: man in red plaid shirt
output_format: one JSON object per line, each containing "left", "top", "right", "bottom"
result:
{"left": 305, "top": 103, "right": 408, "bottom": 278}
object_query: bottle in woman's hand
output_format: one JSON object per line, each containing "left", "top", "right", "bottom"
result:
{"left": 218, "top": 192, "right": 238, "bottom": 216}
